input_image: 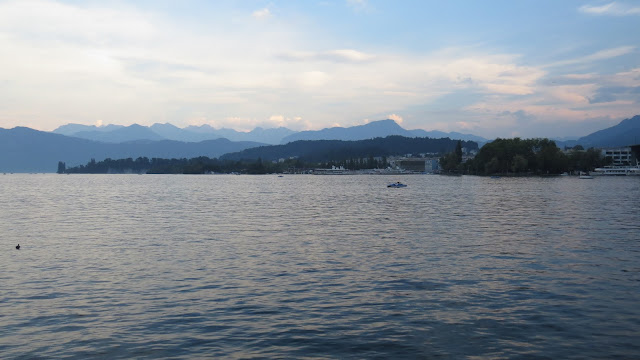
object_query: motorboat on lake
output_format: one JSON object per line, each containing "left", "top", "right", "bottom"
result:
{"left": 387, "top": 182, "right": 407, "bottom": 188}
{"left": 579, "top": 171, "right": 594, "bottom": 179}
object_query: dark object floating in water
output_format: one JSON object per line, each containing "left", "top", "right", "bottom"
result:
{"left": 16, "top": 244, "right": 20, "bottom": 250}
{"left": 387, "top": 182, "right": 407, "bottom": 188}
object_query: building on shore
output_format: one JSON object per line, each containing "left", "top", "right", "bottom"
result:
{"left": 601, "top": 147, "right": 635, "bottom": 166}
{"left": 389, "top": 157, "right": 440, "bottom": 173}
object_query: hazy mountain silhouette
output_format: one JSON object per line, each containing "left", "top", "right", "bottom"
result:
{"left": 71, "top": 124, "right": 166, "bottom": 143}
{"left": 576, "top": 115, "right": 640, "bottom": 147}
{"left": 51, "top": 120, "right": 485, "bottom": 145}
{"left": 53, "top": 123, "right": 124, "bottom": 135}
{"left": 279, "top": 119, "right": 488, "bottom": 144}
{"left": 184, "top": 125, "right": 296, "bottom": 144}
{"left": 10, "top": 114, "right": 638, "bottom": 173}
{"left": 50, "top": 117, "right": 639, "bottom": 148}
{"left": 54, "top": 122, "right": 296, "bottom": 144}
{"left": 0, "top": 127, "right": 265, "bottom": 173}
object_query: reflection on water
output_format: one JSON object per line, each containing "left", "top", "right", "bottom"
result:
{"left": 1, "top": 174, "right": 639, "bottom": 358}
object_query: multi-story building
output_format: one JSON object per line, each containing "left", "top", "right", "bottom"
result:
{"left": 601, "top": 147, "right": 634, "bottom": 166}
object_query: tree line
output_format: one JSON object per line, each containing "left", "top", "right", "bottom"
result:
{"left": 220, "top": 135, "right": 478, "bottom": 162}
{"left": 60, "top": 135, "right": 477, "bottom": 174}
{"left": 62, "top": 137, "right": 614, "bottom": 175}
{"left": 440, "top": 138, "right": 612, "bottom": 175}
{"left": 59, "top": 156, "right": 391, "bottom": 174}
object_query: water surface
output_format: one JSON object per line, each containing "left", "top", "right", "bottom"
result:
{"left": 1, "top": 174, "right": 639, "bottom": 358}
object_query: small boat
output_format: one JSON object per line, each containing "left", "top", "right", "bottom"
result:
{"left": 387, "top": 182, "right": 407, "bottom": 188}
{"left": 579, "top": 172, "right": 593, "bottom": 179}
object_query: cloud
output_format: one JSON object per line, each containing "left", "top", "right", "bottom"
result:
{"left": 269, "top": 115, "right": 285, "bottom": 123}
{"left": 0, "top": 1, "right": 636, "bottom": 138}
{"left": 186, "top": 115, "right": 310, "bottom": 132}
{"left": 585, "top": 46, "right": 636, "bottom": 61}
{"left": 265, "top": 115, "right": 309, "bottom": 130}
{"left": 589, "top": 86, "right": 640, "bottom": 103}
{"left": 579, "top": 2, "right": 640, "bottom": 16}
{"left": 297, "top": 71, "right": 330, "bottom": 87}
{"left": 455, "top": 121, "right": 476, "bottom": 130}
{"left": 501, "top": 110, "right": 536, "bottom": 124}
{"left": 347, "top": 0, "right": 369, "bottom": 12}
{"left": 546, "top": 46, "right": 636, "bottom": 67}
{"left": 0, "top": 0, "right": 156, "bottom": 44}
{"left": 462, "top": 66, "right": 640, "bottom": 136}
{"left": 252, "top": 7, "right": 271, "bottom": 19}
{"left": 279, "top": 49, "right": 376, "bottom": 63}
{"left": 387, "top": 114, "right": 404, "bottom": 124}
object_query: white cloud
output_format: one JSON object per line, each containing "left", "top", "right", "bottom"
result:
{"left": 262, "top": 115, "right": 309, "bottom": 130}
{"left": 585, "top": 46, "right": 636, "bottom": 61}
{"left": 279, "top": 49, "right": 376, "bottom": 63}
{"left": 252, "top": 7, "right": 271, "bottom": 19}
{"left": 296, "top": 71, "right": 330, "bottom": 87}
{"left": 455, "top": 121, "right": 476, "bottom": 131}
{"left": 347, "top": 0, "right": 369, "bottom": 12}
{"left": 269, "top": 115, "right": 285, "bottom": 123}
{"left": 0, "top": 0, "right": 155, "bottom": 43}
{"left": 0, "top": 0, "right": 635, "bottom": 138}
{"left": 462, "top": 66, "right": 640, "bottom": 135}
{"left": 579, "top": 2, "right": 640, "bottom": 16}
{"left": 545, "top": 46, "right": 635, "bottom": 68}
{"left": 387, "top": 114, "right": 404, "bottom": 124}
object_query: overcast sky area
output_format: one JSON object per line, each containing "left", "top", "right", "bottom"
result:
{"left": 0, "top": 0, "right": 639, "bottom": 138}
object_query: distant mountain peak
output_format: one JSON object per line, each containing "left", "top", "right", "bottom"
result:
{"left": 575, "top": 114, "right": 640, "bottom": 147}
{"left": 279, "top": 119, "right": 487, "bottom": 144}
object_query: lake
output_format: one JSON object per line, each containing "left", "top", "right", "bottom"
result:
{"left": 1, "top": 174, "right": 639, "bottom": 359}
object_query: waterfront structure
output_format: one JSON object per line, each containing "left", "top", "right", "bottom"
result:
{"left": 591, "top": 166, "right": 640, "bottom": 176}
{"left": 601, "top": 147, "right": 634, "bottom": 166}
{"left": 312, "top": 165, "right": 352, "bottom": 175}
{"left": 394, "top": 157, "right": 441, "bottom": 173}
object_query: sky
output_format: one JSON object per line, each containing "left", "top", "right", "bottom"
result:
{"left": 0, "top": 0, "right": 639, "bottom": 138}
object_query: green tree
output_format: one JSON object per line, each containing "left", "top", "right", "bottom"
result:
{"left": 485, "top": 156, "right": 500, "bottom": 174}
{"left": 511, "top": 154, "right": 528, "bottom": 173}
{"left": 469, "top": 137, "right": 569, "bottom": 175}
{"left": 455, "top": 140, "right": 463, "bottom": 164}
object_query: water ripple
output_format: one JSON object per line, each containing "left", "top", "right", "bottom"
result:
{"left": 1, "top": 174, "right": 639, "bottom": 359}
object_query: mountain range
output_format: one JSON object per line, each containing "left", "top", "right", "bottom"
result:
{"left": 53, "top": 123, "right": 297, "bottom": 145}
{"left": 278, "top": 120, "right": 490, "bottom": 144}
{"left": 1, "top": 115, "right": 638, "bottom": 173}
{"left": 50, "top": 116, "right": 640, "bottom": 147}
{"left": 0, "top": 127, "right": 263, "bottom": 173}
{"left": 52, "top": 119, "right": 488, "bottom": 145}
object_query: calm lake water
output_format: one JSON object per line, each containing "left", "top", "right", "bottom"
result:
{"left": 1, "top": 174, "right": 639, "bottom": 359}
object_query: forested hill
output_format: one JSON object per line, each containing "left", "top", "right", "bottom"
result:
{"left": 220, "top": 136, "right": 478, "bottom": 162}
